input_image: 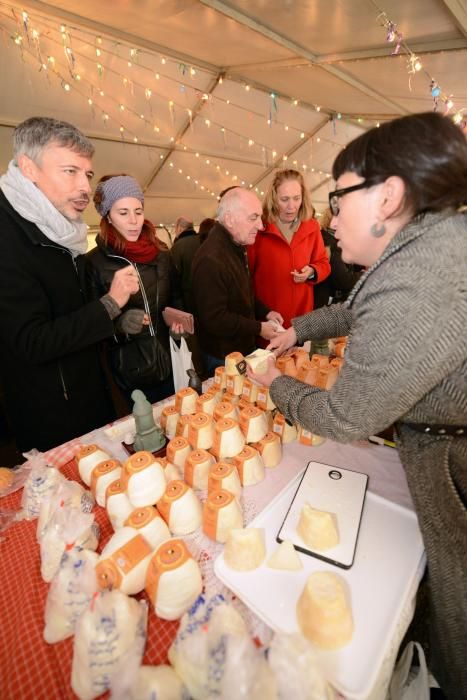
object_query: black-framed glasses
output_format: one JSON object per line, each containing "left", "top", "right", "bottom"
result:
{"left": 328, "top": 182, "right": 368, "bottom": 216}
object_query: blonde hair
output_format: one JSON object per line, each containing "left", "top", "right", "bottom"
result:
{"left": 319, "top": 207, "right": 334, "bottom": 230}
{"left": 263, "top": 169, "right": 314, "bottom": 223}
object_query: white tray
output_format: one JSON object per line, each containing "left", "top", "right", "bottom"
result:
{"left": 215, "top": 471, "right": 426, "bottom": 700}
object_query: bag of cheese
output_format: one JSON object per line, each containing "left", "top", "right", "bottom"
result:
{"left": 21, "top": 450, "right": 66, "bottom": 520}
{"left": 37, "top": 478, "right": 94, "bottom": 542}
{"left": 40, "top": 506, "right": 99, "bottom": 582}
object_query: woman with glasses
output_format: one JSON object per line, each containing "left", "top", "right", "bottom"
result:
{"left": 248, "top": 168, "right": 331, "bottom": 331}
{"left": 248, "top": 112, "right": 467, "bottom": 699}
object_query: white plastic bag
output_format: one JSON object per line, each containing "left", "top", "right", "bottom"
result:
{"left": 170, "top": 337, "right": 193, "bottom": 393}
{"left": 389, "top": 642, "right": 430, "bottom": 700}
{"left": 268, "top": 632, "right": 334, "bottom": 700}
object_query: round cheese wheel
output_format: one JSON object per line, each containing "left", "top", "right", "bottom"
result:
{"left": 231, "top": 445, "right": 265, "bottom": 486}
{"left": 224, "top": 351, "right": 244, "bottom": 376}
{"left": 250, "top": 431, "right": 282, "bottom": 468}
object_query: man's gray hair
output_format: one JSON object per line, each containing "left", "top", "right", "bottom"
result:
{"left": 13, "top": 116, "right": 94, "bottom": 165}
{"left": 216, "top": 186, "right": 245, "bottom": 223}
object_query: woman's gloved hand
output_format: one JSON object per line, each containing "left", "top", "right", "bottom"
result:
{"left": 115, "top": 308, "right": 146, "bottom": 335}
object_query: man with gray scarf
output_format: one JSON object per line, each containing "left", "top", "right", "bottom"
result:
{"left": 0, "top": 116, "right": 140, "bottom": 452}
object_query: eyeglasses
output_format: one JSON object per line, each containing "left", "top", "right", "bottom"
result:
{"left": 328, "top": 182, "right": 368, "bottom": 216}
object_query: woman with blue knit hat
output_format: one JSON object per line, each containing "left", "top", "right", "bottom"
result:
{"left": 86, "top": 174, "right": 182, "bottom": 409}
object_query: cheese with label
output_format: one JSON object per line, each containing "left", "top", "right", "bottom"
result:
{"left": 224, "top": 528, "right": 266, "bottom": 571}
{"left": 207, "top": 461, "right": 242, "bottom": 498}
{"left": 175, "top": 387, "right": 198, "bottom": 415}
{"left": 211, "top": 418, "right": 245, "bottom": 459}
{"left": 244, "top": 349, "right": 275, "bottom": 375}
{"left": 96, "top": 529, "right": 153, "bottom": 595}
{"left": 184, "top": 448, "right": 215, "bottom": 490}
{"left": 250, "top": 431, "right": 282, "bottom": 468}
{"left": 267, "top": 539, "right": 303, "bottom": 570}
{"left": 76, "top": 444, "right": 111, "bottom": 486}
{"left": 160, "top": 405, "right": 180, "bottom": 439}
{"left": 231, "top": 446, "right": 265, "bottom": 486}
{"left": 202, "top": 489, "right": 243, "bottom": 543}
{"left": 296, "top": 571, "right": 353, "bottom": 649}
{"left": 239, "top": 405, "right": 268, "bottom": 443}
{"left": 124, "top": 506, "right": 171, "bottom": 550}
{"left": 123, "top": 451, "right": 166, "bottom": 508}
{"left": 166, "top": 437, "right": 192, "bottom": 469}
{"left": 188, "top": 412, "right": 214, "bottom": 450}
{"left": 297, "top": 503, "right": 339, "bottom": 551}
{"left": 106, "top": 479, "right": 134, "bottom": 530}
{"left": 157, "top": 480, "right": 202, "bottom": 535}
{"left": 224, "top": 351, "right": 244, "bottom": 376}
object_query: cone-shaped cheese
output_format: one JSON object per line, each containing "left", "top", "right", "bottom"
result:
{"left": 208, "top": 461, "right": 242, "bottom": 498}
{"left": 316, "top": 366, "right": 339, "bottom": 390}
{"left": 244, "top": 349, "right": 275, "bottom": 375}
{"left": 160, "top": 405, "right": 180, "bottom": 439}
{"left": 224, "top": 351, "right": 244, "bottom": 376}
{"left": 76, "top": 444, "right": 110, "bottom": 486}
{"left": 213, "top": 400, "right": 238, "bottom": 422}
{"left": 256, "top": 387, "right": 276, "bottom": 411}
{"left": 251, "top": 431, "right": 282, "bottom": 468}
{"left": 145, "top": 539, "right": 202, "bottom": 621}
{"left": 311, "top": 354, "right": 330, "bottom": 368}
{"left": 125, "top": 505, "right": 170, "bottom": 550}
{"left": 166, "top": 436, "right": 192, "bottom": 469}
{"left": 164, "top": 462, "right": 183, "bottom": 482}
{"left": 105, "top": 479, "right": 134, "bottom": 530}
{"left": 330, "top": 357, "right": 344, "bottom": 372}
{"left": 297, "top": 504, "right": 339, "bottom": 551}
{"left": 239, "top": 406, "right": 268, "bottom": 443}
{"left": 211, "top": 418, "right": 245, "bottom": 459}
{"left": 237, "top": 398, "right": 252, "bottom": 413}
{"left": 272, "top": 413, "right": 298, "bottom": 444}
{"left": 276, "top": 355, "right": 297, "bottom": 377}
{"left": 90, "top": 459, "right": 122, "bottom": 508}
{"left": 188, "top": 412, "right": 214, "bottom": 450}
{"left": 175, "top": 414, "right": 192, "bottom": 438}
{"left": 298, "top": 426, "right": 326, "bottom": 446}
{"left": 96, "top": 529, "right": 153, "bottom": 595}
{"left": 184, "top": 448, "right": 215, "bottom": 489}
{"left": 267, "top": 539, "right": 303, "bottom": 570}
{"left": 157, "top": 480, "right": 202, "bottom": 535}
{"left": 296, "top": 572, "right": 353, "bottom": 649}
{"left": 203, "top": 489, "right": 243, "bottom": 543}
{"left": 334, "top": 341, "right": 347, "bottom": 358}
{"left": 291, "top": 349, "right": 309, "bottom": 372}
{"left": 214, "top": 366, "right": 227, "bottom": 390}
{"left": 123, "top": 451, "right": 166, "bottom": 508}
{"left": 241, "top": 378, "right": 259, "bottom": 404}
{"left": 224, "top": 528, "right": 266, "bottom": 571}
{"left": 296, "top": 360, "right": 319, "bottom": 386}
{"left": 196, "top": 390, "right": 219, "bottom": 416}
{"left": 175, "top": 387, "right": 198, "bottom": 415}
{"left": 232, "top": 446, "right": 265, "bottom": 486}
{"left": 225, "top": 373, "right": 245, "bottom": 396}
{"left": 223, "top": 391, "right": 240, "bottom": 406}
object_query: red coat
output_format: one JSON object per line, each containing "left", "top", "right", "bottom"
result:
{"left": 248, "top": 219, "right": 331, "bottom": 328}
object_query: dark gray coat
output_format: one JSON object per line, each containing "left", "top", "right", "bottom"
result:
{"left": 270, "top": 210, "right": 467, "bottom": 699}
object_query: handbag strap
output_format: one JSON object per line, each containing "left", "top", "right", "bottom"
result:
{"left": 107, "top": 254, "right": 158, "bottom": 337}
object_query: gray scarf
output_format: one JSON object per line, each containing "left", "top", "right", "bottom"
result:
{"left": 0, "top": 160, "right": 88, "bottom": 257}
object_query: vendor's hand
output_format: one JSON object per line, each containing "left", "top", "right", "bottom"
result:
{"left": 266, "top": 310, "right": 284, "bottom": 326}
{"left": 291, "top": 265, "right": 312, "bottom": 284}
{"left": 260, "top": 321, "right": 280, "bottom": 341}
{"left": 247, "top": 356, "right": 281, "bottom": 387}
{"left": 267, "top": 325, "right": 297, "bottom": 355}
{"left": 115, "top": 308, "right": 145, "bottom": 335}
{"left": 108, "top": 265, "right": 139, "bottom": 307}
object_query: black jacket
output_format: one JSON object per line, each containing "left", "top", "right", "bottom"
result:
{"left": 0, "top": 191, "right": 115, "bottom": 452}
{"left": 313, "top": 228, "right": 362, "bottom": 309}
{"left": 170, "top": 229, "right": 201, "bottom": 313}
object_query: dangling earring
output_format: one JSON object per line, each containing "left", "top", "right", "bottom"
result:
{"left": 370, "top": 222, "right": 386, "bottom": 237}
{"left": 107, "top": 216, "right": 112, "bottom": 224}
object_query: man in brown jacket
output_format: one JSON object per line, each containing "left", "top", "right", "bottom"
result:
{"left": 191, "top": 188, "right": 283, "bottom": 375}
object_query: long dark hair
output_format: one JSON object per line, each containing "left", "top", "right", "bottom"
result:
{"left": 332, "top": 112, "right": 467, "bottom": 216}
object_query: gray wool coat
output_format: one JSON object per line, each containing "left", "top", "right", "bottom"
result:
{"left": 270, "top": 210, "right": 467, "bottom": 700}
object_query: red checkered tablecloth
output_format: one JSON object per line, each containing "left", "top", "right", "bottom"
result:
{"left": 0, "top": 459, "right": 180, "bottom": 700}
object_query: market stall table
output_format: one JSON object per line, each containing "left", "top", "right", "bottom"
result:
{"left": 0, "top": 406, "right": 424, "bottom": 700}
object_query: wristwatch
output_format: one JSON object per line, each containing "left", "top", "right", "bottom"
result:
{"left": 307, "top": 267, "right": 316, "bottom": 281}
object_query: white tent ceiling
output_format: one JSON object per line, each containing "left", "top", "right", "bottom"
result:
{"left": 1, "top": 0, "right": 466, "bottom": 241}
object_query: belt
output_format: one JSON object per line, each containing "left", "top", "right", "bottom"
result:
{"left": 401, "top": 422, "right": 466, "bottom": 437}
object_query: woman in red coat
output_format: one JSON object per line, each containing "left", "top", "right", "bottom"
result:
{"left": 248, "top": 169, "right": 331, "bottom": 329}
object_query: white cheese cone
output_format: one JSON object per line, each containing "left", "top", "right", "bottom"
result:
{"left": 225, "top": 373, "right": 245, "bottom": 396}
{"left": 224, "top": 528, "right": 266, "bottom": 571}
{"left": 157, "top": 480, "right": 202, "bottom": 535}
{"left": 125, "top": 505, "right": 171, "bottom": 550}
{"left": 334, "top": 340, "right": 347, "bottom": 358}
{"left": 160, "top": 405, "right": 180, "bottom": 439}
{"left": 213, "top": 400, "right": 239, "bottom": 422}
{"left": 316, "top": 366, "right": 339, "bottom": 390}
{"left": 145, "top": 539, "right": 202, "bottom": 621}
{"left": 214, "top": 365, "right": 227, "bottom": 390}
{"left": 296, "top": 360, "right": 319, "bottom": 386}
{"left": 256, "top": 387, "right": 276, "bottom": 411}
{"left": 224, "top": 351, "right": 244, "bottom": 376}
{"left": 164, "top": 462, "right": 183, "bottom": 482}
{"left": 184, "top": 448, "right": 215, "bottom": 489}
{"left": 175, "top": 387, "right": 198, "bottom": 415}
{"left": 311, "top": 354, "right": 330, "bottom": 368}
{"left": 330, "top": 357, "right": 344, "bottom": 372}
{"left": 188, "top": 412, "right": 214, "bottom": 450}
{"left": 211, "top": 418, "right": 245, "bottom": 459}
{"left": 76, "top": 444, "right": 110, "bottom": 486}
{"left": 241, "top": 378, "right": 259, "bottom": 404}
{"left": 96, "top": 529, "right": 153, "bottom": 595}
{"left": 251, "top": 431, "right": 282, "bottom": 468}
{"left": 203, "top": 489, "right": 243, "bottom": 543}
{"left": 223, "top": 391, "right": 241, "bottom": 406}
{"left": 166, "top": 436, "right": 192, "bottom": 469}
{"left": 276, "top": 355, "right": 297, "bottom": 377}
{"left": 239, "top": 406, "right": 268, "bottom": 443}
{"left": 244, "top": 349, "right": 275, "bottom": 374}
{"left": 123, "top": 451, "right": 167, "bottom": 508}
{"left": 232, "top": 445, "right": 265, "bottom": 486}
{"left": 296, "top": 572, "right": 353, "bottom": 649}
{"left": 208, "top": 461, "right": 242, "bottom": 498}
{"left": 272, "top": 413, "right": 298, "bottom": 444}
{"left": 297, "top": 426, "right": 326, "bottom": 446}
{"left": 175, "top": 414, "right": 192, "bottom": 438}
{"left": 90, "top": 459, "right": 122, "bottom": 508}
{"left": 291, "top": 349, "right": 309, "bottom": 372}
{"left": 237, "top": 398, "right": 252, "bottom": 413}
{"left": 297, "top": 504, "right": 339, "bottom": 551}
{"left": 105, "top": 479, "right": 134, "bottom": 530}
{"left": 196, "top": 390, "right": 219, "bottom": 416}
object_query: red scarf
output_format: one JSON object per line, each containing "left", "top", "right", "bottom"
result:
{"left": 104, "top": 223, "right": 160, "bottom": 263}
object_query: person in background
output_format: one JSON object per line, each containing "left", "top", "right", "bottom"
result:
{"left": 173, "top": 215, "right": 196, "bottom": 243}
{"left": 191, "top": 187, "right": 283, "bottom": 375}
{"left": 313, "top": 206, "right": 362, "bottom": 310}
{"left": 248, "top": 169, "right": 331, "bottom": 330}
{"left": 248, "top": 112, "right": 467, "bottom": 699}
{"left": 87, "top": 174, "right": 182, "bottom": 410}
{"left": 0, "top": 117, "right": 139, "bottom": 452}
{"left": 170, "top": 215, "right": 200, "bottom": 313}
{"left": 198, "top": 217, "right": 216, "bottom": 244}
